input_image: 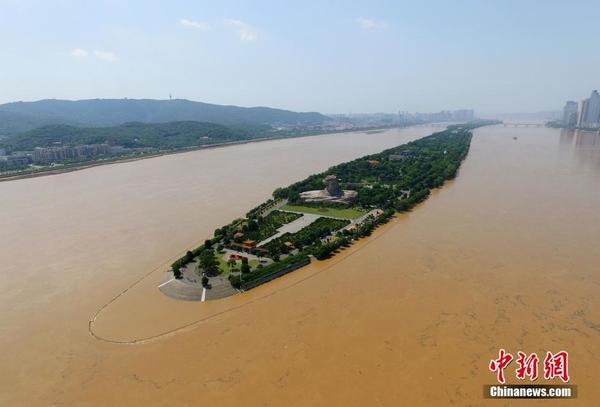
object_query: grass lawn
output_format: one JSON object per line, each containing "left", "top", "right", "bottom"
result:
{"left": 216, "top": 253, "right": 259, "bottom": 274}
{"left": 282, "top": 204, "right": 367, "bottom": 219}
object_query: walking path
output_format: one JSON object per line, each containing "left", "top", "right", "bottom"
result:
{"left": 158, "top": 278, "right": 205, "bottom": 301}
{"left": 158, "top": 255, "right": 248, "bottom": 301}
{"left": 158, "top": 261, "right": 205, "bottom": 301}
{"left": 204, "top": 274, "right": 238, "bottom": 300}
{"left": 257, "top": 213, "right": 321, "bottom": 246}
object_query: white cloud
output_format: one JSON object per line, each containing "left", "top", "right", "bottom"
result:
{"left": 180, "top": 18, "right": 211, "bottom": 30}
{"left": 93, "top": 50, "right": 117, "bottom": 62}
{"left": 224, "top": 18, "right": 257, "bottom": 42}
{"left": 356, "top": 17, "right": 388, "bottom": 30}
{"left": 71, "top": 48, "right": 88, "bottom": 57}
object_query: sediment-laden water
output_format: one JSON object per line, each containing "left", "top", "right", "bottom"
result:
{"left": 0, "top": 125, "right": 598, "bottom": 406}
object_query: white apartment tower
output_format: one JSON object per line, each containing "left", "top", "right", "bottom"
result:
{"left": 585, "top": 90, "right": 600, "bottom": 128}
{"left": 562, "top": 101, "right": 578, "bottom": 128}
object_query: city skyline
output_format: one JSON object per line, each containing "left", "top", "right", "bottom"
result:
{"left": 561, "top": 89, "right": 600, "bottom": 129}
{"left": 1, "top": 0, "right": 600, "bottom": 115}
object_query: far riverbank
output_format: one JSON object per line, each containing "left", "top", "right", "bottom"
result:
{"left": 0, "top": 125, "right": 415, "bottom": 183}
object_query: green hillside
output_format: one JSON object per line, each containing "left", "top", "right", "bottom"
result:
{"left": 0, "top": 121, "right": 259, "bottom": 151}
{"left": 0, "top": 99, "right": 329, "bottom": 134}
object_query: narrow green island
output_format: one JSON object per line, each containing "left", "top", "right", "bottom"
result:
{"left": 159, "top": 121, "right": 494, "bottom": 301}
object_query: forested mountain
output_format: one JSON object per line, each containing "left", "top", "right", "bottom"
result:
{"left": 0, "top": 99, "right": 329, "bottom": 134}
{"left": 0, "top": 121, "right": 258, "bottom": 151}
{"left": 0, "top": 110, "right": 79, "bottom": 136}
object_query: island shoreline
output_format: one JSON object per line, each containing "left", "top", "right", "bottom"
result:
{"left": 88, "top": 212, "right": 406, "bottom": 344}
{"left": 88, "top": 122, "right": 491, "bottom": 342}
{"left": 158, "top": 123, "right": 484, "bottom": 300}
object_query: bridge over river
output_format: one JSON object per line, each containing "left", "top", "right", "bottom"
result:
{"left": 501, "top": 122, "right": 545, "bottom": 127}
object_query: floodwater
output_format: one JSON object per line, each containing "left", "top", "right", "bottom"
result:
{"left": 1, "top": 125, "right": 599, "bottom": 406}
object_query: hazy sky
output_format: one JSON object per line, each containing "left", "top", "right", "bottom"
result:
{"left": 1, "top": 0, "right": 599, "bottom": 114}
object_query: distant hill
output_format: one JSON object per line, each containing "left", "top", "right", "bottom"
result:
{"left": 0, "top": 110, "right": 79, "bottom": 136}
{"left": 0, "top": 99, "right": 329, "bottom": 134}
{"left": 0, "top": 121, "right": 259, "bottom": 151}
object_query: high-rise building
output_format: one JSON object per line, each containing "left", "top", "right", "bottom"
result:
{"left": 452, "top": 109, "right": 475, "bottom": 122}
{"left": 577, "top": 98, "right": 589, "bottom": 127}
{"left": 585, "top": 90, "right": 600, "bottom": 128}
{"left": 562, "top": 101, "right": 578, "bottom": 128}
{"left": 397, "top": 109, "right": 474, "bottom": 123}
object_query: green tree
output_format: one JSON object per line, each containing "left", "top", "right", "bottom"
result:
{"left": 184, "top": 250, "right": 194, "bottom": 264}
{"left": 240, "top": 257, "right": 250, "bottom": 273}
{"left": 199, "top": 249, "right": 219, "bottom": 276}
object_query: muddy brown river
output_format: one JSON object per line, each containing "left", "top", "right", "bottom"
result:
{"left": 0, "top": 125, "right": 598, "bottom": 406}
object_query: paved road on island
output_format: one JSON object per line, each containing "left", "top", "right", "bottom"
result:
{"left": 257, "top": 213, "right": 321, "bottom": 246}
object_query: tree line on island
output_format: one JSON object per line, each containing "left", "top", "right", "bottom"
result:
{"left": 273, "top": 123, "right": 481, "bottom": 211}
{"left": 170, "top": 121, "right": 496, "bottom": 292}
